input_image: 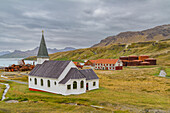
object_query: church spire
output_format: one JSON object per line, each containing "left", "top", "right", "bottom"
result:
{"left": 37, "top": 30, "right": 49, "bottom": 58}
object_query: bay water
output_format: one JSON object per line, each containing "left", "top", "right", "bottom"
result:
{"left": 0, "top": 58, "right": 36, "bottom": 67}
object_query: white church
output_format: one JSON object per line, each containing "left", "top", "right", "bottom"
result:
{"left": 28, "top": 31, "right": 99, "bottom": 95}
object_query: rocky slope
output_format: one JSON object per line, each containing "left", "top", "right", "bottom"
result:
{"left": 92, "top": 24, "right": 170, "bottom": 47}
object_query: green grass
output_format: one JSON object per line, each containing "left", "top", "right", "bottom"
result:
{"left": 127, "top": 65, "right": 158, "bottom": 68}
{"left": 0, "top": 66, "right": 169, "bottom": 112}
{"left": 0, "top": 84, "right": 6, "bottom": 100}
{"left": 0, "top": 102, "right": 111, "bottom": 113}
{"left": 165, "top": 66, "right": 170, "bottom": 77}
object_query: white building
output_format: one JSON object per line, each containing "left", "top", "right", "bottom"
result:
{"left": 28, "top": 31, "right": 99, "bottom": 95}
{"left": 94, "top": 59, "right": 123, "bottom": 70}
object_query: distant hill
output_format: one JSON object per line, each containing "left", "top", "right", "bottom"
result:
{"left": 0, "top": 47, "right": 76, "bottom": 58}
{"left": 0, "top": 51, "right": 11, "bottom": 56}
{"left": 92, "top": 24, "right": 170, "bottom": 47}
{"left": 26, "top": 39, "right": 170, "bottom": 65}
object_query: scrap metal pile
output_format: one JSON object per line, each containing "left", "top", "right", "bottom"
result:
{"left": 5, "top": 60, "right": 35, "bottom": 72}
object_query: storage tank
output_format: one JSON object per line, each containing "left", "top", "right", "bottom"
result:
{"left": 121, "top": 60, "right": 129, "bottom": 66}
{"left": 128, "top": 55, "right": 138, "bottom": 60}
{"left": 139, "top": 55, "right": 149, "bottom": 61}
{"left": 127, "top": 61, "right": 138, "bottom": 66}
{"left": 133, "top": 60, "right": 143, "bottom": 66}
{"left": 140, "top": 62, "right": 150, "bottom": 65}
{"left": 144, "top": 58, "right": 156, "bottom": 65}
{"left": 119, "top": 56, "right": 128, "bottom": 60}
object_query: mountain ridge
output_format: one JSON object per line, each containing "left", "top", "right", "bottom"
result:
{"left": 0, "top": 51, "right": 11, "bottom": 56}
{"left": 92, "top": 24, "right": 170, "bottom": 47}
{"left": 0, "top": 47, "right": 76, "bottom": 58}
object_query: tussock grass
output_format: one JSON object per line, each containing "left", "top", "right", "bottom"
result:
{"left": 0, "top": 84, "right": 6, "bottom": 100}
{"left": 0, "top": 66, "right": 169, "bottom": 112}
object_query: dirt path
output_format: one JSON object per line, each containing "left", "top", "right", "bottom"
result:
{"left": 0, "top": 78, "right": 28, "bottom": 85}
{"left": 0, "top": 83, "right": 10, "bottom": 101}
{"left": 0, "top": 78, "right": 27, "bottom": 101}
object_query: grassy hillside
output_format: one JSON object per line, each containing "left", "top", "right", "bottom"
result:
{"left": 0, "top": 66, "right": 170, "bottom": 112}
{"left": 26, "top": 39, "right": 170, "bottom": 65}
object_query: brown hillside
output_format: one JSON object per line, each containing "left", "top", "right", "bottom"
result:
{"left": 92, "top": 24, "right": 170, "bottom": 47}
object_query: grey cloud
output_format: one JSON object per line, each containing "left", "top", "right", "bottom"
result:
{"left": 0, "top": 0, "right": 170, "bottom": 51}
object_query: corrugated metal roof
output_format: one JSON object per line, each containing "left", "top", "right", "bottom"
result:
{"left": 29, "top": 60, "right": 70, "bottom": 79}
{"left": 37, "top": 33, "right": 49, "bottom": 58}
{"left": 95, "top": 59, "right": 119, "bottom": 64}
{"left": 59, "top": 68, "right": 85, "bottom": 84}
{"left": 86, "top": 59, "right": 119, "bottom": 64}
{"left": 79, "top": 69, "right": 99, "bottom": 80}
{"left": 89, "top": 60, "right": 98, "bottom": 63}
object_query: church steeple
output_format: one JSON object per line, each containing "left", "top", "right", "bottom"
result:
{"left": 37, "top": 30, "right": 49, "bottom": 64}
{"left": 37, "top": 30, "right": 49, "bottom": 58}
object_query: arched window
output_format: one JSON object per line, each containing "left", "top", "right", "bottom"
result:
{"left": 30, "top": 78, "right": 32, "bottom": 81}
{"left": 54, "top": 81, "right": 57, "bottom": 85}
{"left": 93, "top": 82, "right": 96, "bottom": 86}
{"left": 47, "top": 80, "right": 50, "bottom": 87}
{"left": 73, "top": 81, "right": 77, "bottom": 89}
{"left": 41, "top": 79, "right": 43, "bottom": 86}
{"left": 80, "top": 81, "right": 84, "bottom": 88}
{"left": 34, "top": 78, "right": 37, "bottom": 85}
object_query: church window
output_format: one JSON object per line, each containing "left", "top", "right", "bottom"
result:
{"left": 93, "top": 82, "right": 96, "bottom": 86}
{"left": 67, "top": 85, "right": 71, "bottom": 90}
{"left": 80, "top": 81, "right": 84, "bottom": 88}
{"left": 41, "top": 79, "right": 43, "bottom": 86}
{"left": 47, "top": 80, "right": 50, "bottom": 87}
{"left": 34, "top": 78, "right": 37, "bottom": 85}
{"left": 73, "top": 81, "right": 77, "bottom": 89}
{"left": 54, "top": 81, "right": 57, "bottom": 85}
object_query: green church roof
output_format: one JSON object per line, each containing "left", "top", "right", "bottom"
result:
{"left": 37, "top": 31, "right": 49, "bottom": 58}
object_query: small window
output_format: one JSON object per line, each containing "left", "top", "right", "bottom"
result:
{"left": 47, "top": 80, "right": 50, "bottom": 87}
{"left": 80, "top": 81, "right": 84, "bottom": 88}
{"left": 34, "top": 78, "right": 37, "bottom": 85}
{"left": 41, "top": 79, "right": 43, "bottom": 86}
{"left": 30, "top": 78, "right": 32, "bottom": 81}
{"left": 67, "top": 85, "right": 71, "bottom": 90}
{"left": 54, "top": 81, "right": 57, "bottom": 85}
{"left": 73, "top": 81, "right": 77, "bottom": 89}
{"left": 93, "top": 82, "right": 96, "bottom": 86}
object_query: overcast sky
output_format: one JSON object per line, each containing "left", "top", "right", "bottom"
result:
{"left": 0, "top": 0, "right": 170, "bottom": 51}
